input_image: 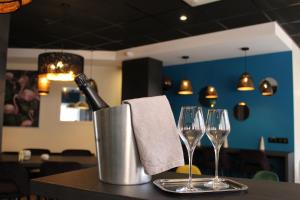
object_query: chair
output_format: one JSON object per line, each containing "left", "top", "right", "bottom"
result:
{"left": 253, "top": 170, "right": 279, "bottom": 182}
{"left": 40, "top": 161, "right": 82, "bottom": 176}
{"left": 23, "top": 148, "right": 51, "bottom": 179}
{"left": 62, "top": 149, "right": 93, "bottom": 156}
{"left": 0, "top": 162, "right": 30, "bottom": 199}
{"left": 24, "top": 148, "right": 51, "bottom": 155}
{"left": 176, "top": 165, "right": 201, "bottom": 175}
{"left": 239, "top": 149, "right": 271, "bottom": 178}
{"left": 194, "top": 146, "right": 231, "bottom": 176}
{"left": 1, "top": 151, "right": 19, "bottom": 155}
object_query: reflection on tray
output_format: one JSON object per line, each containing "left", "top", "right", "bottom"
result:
{"left": 153, "top": 178, "right": 248, "bottom": 194}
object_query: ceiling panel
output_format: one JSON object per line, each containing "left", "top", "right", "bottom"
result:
{"left": 95, "top": 42, "right": 127, "bottom": 51}
{"left": 267, "top": 4, "right": 300, "bottom": 23}
{"left": 94, "top": 26, "right": 126, "bottom": 41}
{"left": 282, "top": 22, "right": 300, "bottom": 35}
{"left": 292, "top": 35, "right": 300, "bottom": 43}
{"left": 192, "top": 0, "right": 258, "bottom": 20}
{"left": 9, "top": 40, "right": 41, "bottom": 48}
{"left": 148, "top": 29, "right": 189, "bottom": 42}
{"left": 125, "top": 0, "right": 188, "bottom": 15}
{"left": 122, "top": 36, "right": 157, "bottom": 48}
{"left": 253, "top": 0, "right": 300, "bottom": 10}
{"left": 63, "top": 14, "right": 112, "bottom": 32}
{"left": 39, "top": 21, "right": 85, "bottom": 39}
{"left": 7, "top": 0, "right": 300, "bottom": 50}
{"left": 38, "top": 39, "right": 88, "bottom": 49}
{"left": 68, "top": 33, "right": 112, "bottom": 47}
{"left": 124, "top": 18, "right": 166, "bottom": 36}
{"left": 220, "top": 12, "right": 271, "bottom": 29}
{"left": 180, "top": 21, "right": 225, "bottom": 35}
{"left": 154, "top": 8, "right": 209, "bottom": 28}
{"left": 80, "top": 0, "right": 146, "bottom": 24}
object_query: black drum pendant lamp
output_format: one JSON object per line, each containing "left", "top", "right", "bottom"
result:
{"left": 38, "top": 52, "right": 84, "bottom": 81}
{"left": 237, "top": 47, "right": 255, "bottom": 91}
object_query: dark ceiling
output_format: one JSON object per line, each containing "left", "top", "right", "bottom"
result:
{"left": 8, "top": 0, "right": 300, "bottom": 50}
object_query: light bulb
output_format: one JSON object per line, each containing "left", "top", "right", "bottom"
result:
{"left": 180, "top": 15, "right": 188, "bottom": 21}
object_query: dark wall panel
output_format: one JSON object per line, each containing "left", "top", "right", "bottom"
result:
{"left": 0, "top": 15, "right": 10, "bottom": 152}
{"left": 122, "top": 57, "right": 162, "bottom": 100}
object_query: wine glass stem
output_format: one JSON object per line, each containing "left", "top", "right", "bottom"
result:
{"left": 214, "top": 146, "right": 220, "bottom": 180}
{"left": 188, "top": 149, "right": 194, "bottom": 189}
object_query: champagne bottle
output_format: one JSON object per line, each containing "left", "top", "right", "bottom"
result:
{"left": 74, "top": 73, "right": 109, "bottom": 111}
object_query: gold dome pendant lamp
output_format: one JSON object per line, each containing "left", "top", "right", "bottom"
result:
{"left": 178, "top": 56, "right": 193, "bottom": 95}
{"left": 205, "top": 86, "right": 218, "bottom": 99}
{"left": 37, "top": 74, "right": 50, "bottom": 96}
{"left": 259, "top": 77, "right": 278, "bottom": 96}
{"left": 178, "top": 79, "right": 193, "bottom": 95}
{"left": 0, "top": 0, "right": 31, "bottom": 14}
{"left": 260, "top": 80, "right": 273, "bottom": 96}
{"left": 237, "top": 47, "right": 255, "bottom": 91}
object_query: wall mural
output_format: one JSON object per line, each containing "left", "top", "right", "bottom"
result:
{"left": 3, "top": 70, "right": 40, "bottom": 127}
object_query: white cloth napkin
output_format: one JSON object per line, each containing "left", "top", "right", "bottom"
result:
{"left": 123, "top": 95, "right": 184, "bottom": 175}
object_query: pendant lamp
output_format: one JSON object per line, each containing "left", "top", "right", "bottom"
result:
{"left": 237, "top": 47, "right": 255, "bottom": 91}
{"left": 205, "top": 86, "right": 218, "bottom": 99}
{"left": 38, "top": 52, "right": 84, "bottom": 81}
{"left": 87, "top": 51, "right": 98, "bottom": 93}
{"left": 260, "top": 80, "right": 273, "bottom": 96}
{"left": 75, "top": 52, "right": 98, "bottom": 110}
{"left": 0, "top": 0, "right": 31, "bottom": 14}
{"left": 162, "top": 76, "right": 172, "bottom": 91}
{"left": 178, "top": 56, "right": 193, "bottom": 95}
{"left": 75, "top": 101, "right": 89, "bottom": 110}
{"left": 178, "top": 79, "right": 193, "bottom": 95}
{"left": 37, "top": 74, "right": 50, "bottom": 96}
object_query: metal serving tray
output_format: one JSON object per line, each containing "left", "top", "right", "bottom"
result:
{"left": 153, "top": 178, "right": 248, "bottom": 194}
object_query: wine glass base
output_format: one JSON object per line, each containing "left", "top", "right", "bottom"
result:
{"left": 176, "top": 186, "right": 201, "bottom": 193}
{"left": 204, "top": 178, "right": 229, "bottom": 190}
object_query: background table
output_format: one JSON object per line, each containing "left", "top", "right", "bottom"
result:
{"left": 31, "top": 167, "right": 300, "bottom": 200}
{"left": 0, "top": 154, "right": 97, "bottom": 168}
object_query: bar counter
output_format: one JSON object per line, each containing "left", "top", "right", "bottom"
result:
{"left": 31, "top": 167, "right": 300, "bottom": 200}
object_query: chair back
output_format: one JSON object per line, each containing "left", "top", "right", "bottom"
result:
{"left": 1, "top": 151, "right": 18, "bottom": 155}
{"left": 194, "top": 146, "right": 231, "bottom": 176}
{"left": 239, "top": 149, "right": 270, "bottom": 178}
{"left": 40, "top": 161, "right": 82, "bottom": 176}
{"left": 0, "top": 162, "right": 30, "bottom": 196}
{"left": 176, "top": 165, "right": 201, "bottom": 175}
{"left": 253, "top": 170, "right": 279, "bottom": 182}
{"left": 24, "top": 148, "right": 50, "bottom": 155}
{"left": 62, "top": 149, "right": 93, "bottom": 156}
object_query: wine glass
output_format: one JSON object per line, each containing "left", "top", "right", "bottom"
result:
{"left": 177, "top": 106, "right": 206, "bottom": 192}
{"left": 204, "top": 109, "right": 230, "bottom": 190}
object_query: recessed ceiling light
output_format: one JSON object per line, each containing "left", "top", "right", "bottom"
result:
{"left": 182, "top": 0, "right": 220, "bottom": 7}
{"left": 180, "top": 15, "right": 188, "bottom": 21}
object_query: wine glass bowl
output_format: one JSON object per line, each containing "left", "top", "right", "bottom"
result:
{"left": 177, "top": 106, "right": 206, "bottom": 192}
{"left": 204, "top": 109, "right": 230, "bottom": 190}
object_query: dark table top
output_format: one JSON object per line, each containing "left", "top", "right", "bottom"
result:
{"left": 31, "top": 167, "right": 300, "bottom": 200}
{"left": 0, "top": 155, "right": 97, "bottom": 168}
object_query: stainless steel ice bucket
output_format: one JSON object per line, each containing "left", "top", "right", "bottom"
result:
{"left": 93, "top": 104, "right": 151, "bottom": 185}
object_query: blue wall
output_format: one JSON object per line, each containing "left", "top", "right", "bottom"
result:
{"left": 163, "top": 51, "right": 294, "bottom": 152}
